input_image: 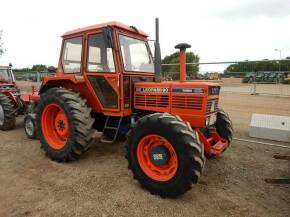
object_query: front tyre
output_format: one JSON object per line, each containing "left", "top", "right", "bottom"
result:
{"left": 36, "top": 88, "right": 94, "bottom": 162}
{"left": 24, "top": 114, "right": 37, "bottom": 139}
{"left": 216, "top": 109, "right": 233, "bottom": 144}
{"left": 126, "top": 113, "right": 205, "bottom": 198}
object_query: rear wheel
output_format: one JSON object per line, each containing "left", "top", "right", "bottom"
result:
{"left": 36, "top": 88, "right": 95, "bottom": 162}
{"left": 0, "top": 93, "right": 16, "bottom": 130}
{"left": 126, "top": 113, "right": 205, "bottom": 198}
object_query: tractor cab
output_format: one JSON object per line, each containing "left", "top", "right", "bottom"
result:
{"left": 41, "top": 22, "right": 155, "bottom": 117}
{"left": 0, "top": 65, "right": 19, "bottom": 96}
{"left": 0, "top": 65, "right": 15, "bottom": 84}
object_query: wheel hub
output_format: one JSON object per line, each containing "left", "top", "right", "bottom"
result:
{"left": 150, "top": 146, "right": 169, "bottom": 166}
{"left": 54, "top": 110, "right": 68, "bottom": 138}
{"left": 0, "top": 104, "right": 4, "bottom": 125}
{"left": 137, "top": 134, "right": 178, "bottom": 182}
{"left": 41, "top": 104, "right": 69, "bottom": 150}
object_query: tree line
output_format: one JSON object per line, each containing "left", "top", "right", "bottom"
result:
{"left": 225, "top": 57, "right": 290, "bottom": 73}
{"left": 13, "top": 64, "right": 49, "bottom": 72}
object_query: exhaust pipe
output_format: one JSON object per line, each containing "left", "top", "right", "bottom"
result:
{"left": 175, "top": 43, "right": 191, "bottom": 81}
{"left": 154, "top": 18, "right": 162, "bottom": 82}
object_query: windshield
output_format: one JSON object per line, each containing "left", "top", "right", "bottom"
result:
{"left": 0, "top": 68, "right": 12, "bottom": 82}
{"left": 119, "top": 35, "right": 154, "bottom": 73}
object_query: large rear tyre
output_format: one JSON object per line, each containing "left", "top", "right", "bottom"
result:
{"left": 126, "top": 113, "right": 205, "bottom": 198}
{"left": 36, "top": 88, "right": 95, "bottom": 162}
{"left": 0, "top": 93, "right": 16, "bottom": 130}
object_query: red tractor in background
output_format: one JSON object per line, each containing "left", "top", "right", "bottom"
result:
{"left": 0, "top": 64, "right": 29, "bottom": 130}
{"left": 0, "top": 64, "right": 39, "bottom": 136}
{"left": 20, "top": 19, "right": 232, "bottom": 197}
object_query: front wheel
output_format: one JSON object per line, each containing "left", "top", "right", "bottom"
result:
{"left": 24, "top": 114, "right": 37, "bottom": 139}
{"left": 216, "top": 109, "right": 233, "bottom": 143}
{"left": 126, "top": 113, "right": 205, "bottom": 198}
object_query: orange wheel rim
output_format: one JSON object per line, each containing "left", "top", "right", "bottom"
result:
{"left": 137, "top": 134, "right": 178, "bottom": 182}
{"left": 41, "top": 104, "right": 69, "bottom": 150}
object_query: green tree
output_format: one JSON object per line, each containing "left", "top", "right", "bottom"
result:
{"left": 32, "top": 64, "right": 47, "bottom": 72}
{"left": 162, "top": 51, "right": 199, "bottom": 80}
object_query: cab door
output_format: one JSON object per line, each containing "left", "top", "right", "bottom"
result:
{"left": 84, "top": 29, "right": 121, "bottom": 113}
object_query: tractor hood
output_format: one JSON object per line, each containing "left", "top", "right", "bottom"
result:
{"left": 134, "top": 81, "right": 220, "bottom": 96}
{"left": 134, "top": 81, "right": 220, "bottom": 128}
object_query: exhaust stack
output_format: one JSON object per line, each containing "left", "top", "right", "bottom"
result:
{"left": 175, "top": 43, "right": 191, "bottom": 81}
{"left": 154, "top": 18, "right": 162, "bottom": 82}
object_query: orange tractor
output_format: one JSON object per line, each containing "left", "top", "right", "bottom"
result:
{"left": 22, "top": 19, "right": 233, "bottom": 197}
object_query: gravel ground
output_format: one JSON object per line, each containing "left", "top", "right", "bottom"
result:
{"left": 0, "top": 82, "right": 289, "bottom": 217}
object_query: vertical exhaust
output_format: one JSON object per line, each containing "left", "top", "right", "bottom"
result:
{"left": 154, "top": 18, "right": 162, "bottom": 82}
{"left": 175, "top": 43, "right": 191, "bottom": 81}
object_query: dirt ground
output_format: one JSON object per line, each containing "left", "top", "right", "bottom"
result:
{"left": 0, "top": 82, "right": 290, "bottom": 217}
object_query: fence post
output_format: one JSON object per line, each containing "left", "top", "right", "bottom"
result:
{"left": 279, "top": 76, "right": 283, "bottom": 97}
{"left": 37, "top": 72, "right": 40, "bottom": 82}
{"left": 252, "top": 71, "right": 257, "bottom": 95}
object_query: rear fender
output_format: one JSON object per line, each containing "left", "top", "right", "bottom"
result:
{"left": 39, "top": 75, "right": 85, "bottom": 94}
{"left": 39, "top": 75, "right": 102, "bottom": 113}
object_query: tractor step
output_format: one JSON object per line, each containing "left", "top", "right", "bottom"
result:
{"left": 100, "top": 116, "right": 123, "bottom": 143}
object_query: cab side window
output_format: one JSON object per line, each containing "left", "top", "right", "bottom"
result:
{"left": 87, "top": 33, "right": 115, "bottom": 72}
{"left": 62, "top": 36, "right": 83, "bottom": 74}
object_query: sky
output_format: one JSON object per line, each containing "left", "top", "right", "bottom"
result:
{"left": 0, "top": 0, "right": 290, "bottom": 71}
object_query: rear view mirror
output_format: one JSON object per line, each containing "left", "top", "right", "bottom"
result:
{"left": 103, "top": 27, "right": 115, "bottom": 49}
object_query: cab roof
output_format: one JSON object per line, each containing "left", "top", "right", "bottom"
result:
{"left": 62, "top": 21, "right": 148, "bottom": 37}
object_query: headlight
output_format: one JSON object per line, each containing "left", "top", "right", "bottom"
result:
{"left": 206, "top": 115, "right": 217, "bottom": 126}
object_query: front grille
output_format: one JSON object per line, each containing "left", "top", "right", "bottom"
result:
{"left": 208, "top": 86, "right": 220, "bottom": 96}
{"left": 172, "top": 96, "right": 203, "bottom": 110}
{"left": 135, "top": 94, "right": 169, "bottom": 108}
{"left": 206, "top": 99, "right": 219, "bottom": 114}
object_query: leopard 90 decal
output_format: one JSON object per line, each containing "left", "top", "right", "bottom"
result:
{"left": 172, "top": 88, "right": 204, "bottom": 94}
{"left": 135, "top": 87, "right": 169, "bottom": 93}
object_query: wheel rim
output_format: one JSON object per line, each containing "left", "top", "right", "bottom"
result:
{"left": 0, "top": 104, "right": 4, "bottom": 125}
{"left": 25, "top": 118, "right": 34, "bottom": 137}
{"left": 137, "top": 134, "right": 178, "bottom": 182}
{"left": 41, "top": 104, "right": 69, "bottom": 149}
